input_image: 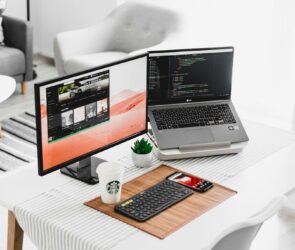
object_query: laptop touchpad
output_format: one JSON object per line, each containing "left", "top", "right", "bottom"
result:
{"left": 183, "top": 128, "right": 214, "bottom": 145}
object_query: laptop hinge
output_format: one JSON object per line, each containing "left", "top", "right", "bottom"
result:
{"left": 151, "top": 99, "right": 230, "bottom": 108}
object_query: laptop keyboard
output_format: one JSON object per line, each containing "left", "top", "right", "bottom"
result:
{"left": 152, "top": 104, "right": 236, "bottom": 130}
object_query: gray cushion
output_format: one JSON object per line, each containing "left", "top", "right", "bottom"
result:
{"left": 2, "top": 15, "right": 33, "bottom": 81}
{"left": 0, "top": 45, "right": 25, "bottom": 76}
{"left": 110, "top": 2, "right": 178, "bottom": 53}
{"left": 0, "top": 1, "right": 6, "bottom": 42}
{"left": 64, "top": 51, "right": 127, "bottom": 75}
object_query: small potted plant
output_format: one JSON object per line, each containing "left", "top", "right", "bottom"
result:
{"left": 131, "top": 138, "right": 153, "bottom": 168}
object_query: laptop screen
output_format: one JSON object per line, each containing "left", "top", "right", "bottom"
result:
{"left": 148, "top": 47, "right": 234, "bottom": 105}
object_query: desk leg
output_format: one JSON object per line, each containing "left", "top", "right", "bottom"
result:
{"left": 7, "top": 211, "right": 23, "bottom": 250}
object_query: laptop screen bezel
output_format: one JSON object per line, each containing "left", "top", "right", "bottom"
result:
{"left": 148, "top": 47, "right": 234, "bottom": 106}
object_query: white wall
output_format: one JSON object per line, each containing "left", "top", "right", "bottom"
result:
{"left": 31, "top": 0, "right": 116, "bottom": 57}
{"left": 4, "top": 0, "right": 27, "bottom": 20}
{"left": 184, "top": 0, "right": 295, "bottom": 128}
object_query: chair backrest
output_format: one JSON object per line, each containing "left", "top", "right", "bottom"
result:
{"left": 203, "top": 195, "right": 286, "bottom": 250}
{"left": 107, "top": 1, "right": 183, "bottom": 53}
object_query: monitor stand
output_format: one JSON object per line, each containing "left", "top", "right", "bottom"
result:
{"left": 60, "top": 157, "right": 106, "bottom": 185}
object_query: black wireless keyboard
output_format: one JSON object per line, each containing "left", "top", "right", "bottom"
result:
{"left": 114, "top": 180, "right": 193, "bottom": 222}
{"left": 152, "top": 104, "right": 236, "bottom": 130}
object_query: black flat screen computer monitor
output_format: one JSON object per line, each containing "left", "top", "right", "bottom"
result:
{"left": 35, "top": 54, "right": 148, "bottom": 184}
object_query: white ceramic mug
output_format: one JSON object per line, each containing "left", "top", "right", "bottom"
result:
{"left": 96, "top": 162, "right": 125, "bottom": 204}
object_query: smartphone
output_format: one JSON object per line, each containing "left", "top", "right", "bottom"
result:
{"left": 166, "top": 172, "right": 214, "bottom": 193}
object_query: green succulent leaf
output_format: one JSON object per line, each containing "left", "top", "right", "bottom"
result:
{"left": 131, "top": 137, "right": 153, "bottom": 154}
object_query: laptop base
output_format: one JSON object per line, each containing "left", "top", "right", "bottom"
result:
{"left": 154, "top": 142, "right": 247, "bottom": 161}
{"left": 147, "top": 129, "right": 247, "bottom": 160}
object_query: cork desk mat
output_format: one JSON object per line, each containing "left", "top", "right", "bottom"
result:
{"left": 85, "top": 164, "right": 237, "bottom": 239}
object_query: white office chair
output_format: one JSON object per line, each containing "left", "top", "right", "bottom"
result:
{"left": 202, "top": 195, "right": 286, "bottom": 250}
{"left": 54, "top": 1, "right": 186, "bottom": 76}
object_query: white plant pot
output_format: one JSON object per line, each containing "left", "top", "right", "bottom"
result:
{"left": 132, "top": 151, "right": 153, "bottom": 168}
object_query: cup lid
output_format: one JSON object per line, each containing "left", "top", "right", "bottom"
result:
{"left": 97, "top": 162, "right": 125, "bottom": 174}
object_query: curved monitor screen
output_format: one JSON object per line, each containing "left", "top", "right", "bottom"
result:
{"left": 35, "top": 55, "right": 147, "bottom": 174}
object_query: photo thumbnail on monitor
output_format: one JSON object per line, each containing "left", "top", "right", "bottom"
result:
{"left": 61, "top": 110, "right": 73, "bottom": 128}
{"left": 74, "top": 106, "right": 86, "bottom": 124}
{"left": 86, "top": 102, "right": 97, "bottom": 119}
{"left": 45, "top": 70, "right": 110, "bottom": 143}
{"left": 97, "top": 98, "right": 108, "bottom": 116}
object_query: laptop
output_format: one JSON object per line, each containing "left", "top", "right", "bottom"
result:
{"left": 147, "top": 47, "right": 249, "bottom": 150}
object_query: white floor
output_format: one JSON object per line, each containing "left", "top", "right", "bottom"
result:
{"left": 1, "top": 57, "right": 295, "bottom": 250}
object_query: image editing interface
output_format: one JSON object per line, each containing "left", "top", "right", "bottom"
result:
{"left": 38, "top": 56, "right": 147, "bottom": 172}
{"left": 148, "top": 50, "right": 233, "bottom": 104}
{"left": 46, "top": 71, "right": 110, "bottom": 143}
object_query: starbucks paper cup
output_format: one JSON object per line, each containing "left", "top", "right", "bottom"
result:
{"left": 96, "top": 162, "right": 125, "bottom": 204}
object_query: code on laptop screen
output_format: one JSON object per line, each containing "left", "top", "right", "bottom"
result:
{"left": 148, "top": 48, "right": 233, "bottom": 105}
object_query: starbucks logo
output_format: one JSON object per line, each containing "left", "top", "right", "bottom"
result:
{"left": 106, "top": 180, "right": 120, "bottom": 194}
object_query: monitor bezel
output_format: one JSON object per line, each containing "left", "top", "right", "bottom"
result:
{"left": 147, "top": 46, "right": 234, "bottom": 106}
{"left": 35, "top": 53, "right": 149, "bottom": 176}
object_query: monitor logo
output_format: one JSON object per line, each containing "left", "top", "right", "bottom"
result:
{"left": 186, "top": 99, "right": 192, "bottom": 102}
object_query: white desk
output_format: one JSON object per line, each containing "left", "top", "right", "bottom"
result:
{"left": 113, "top": 142, "right": 295, "bottom": 250}
{"left": 0, "top": 163, "right": 71, "bottom": 210}
{"left": 1, "top": 121, "right": 295, "bottom": 250}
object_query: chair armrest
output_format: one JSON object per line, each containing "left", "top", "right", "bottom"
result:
{"left": 54, "top": 21, "right": 113, "bottom": 76}
{"left": 2, "top": 16, "right": 33, "bottom": 81}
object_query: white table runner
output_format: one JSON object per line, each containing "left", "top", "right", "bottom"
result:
{"left": 14, "top": 121, "right": 295, "bottom": 250}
